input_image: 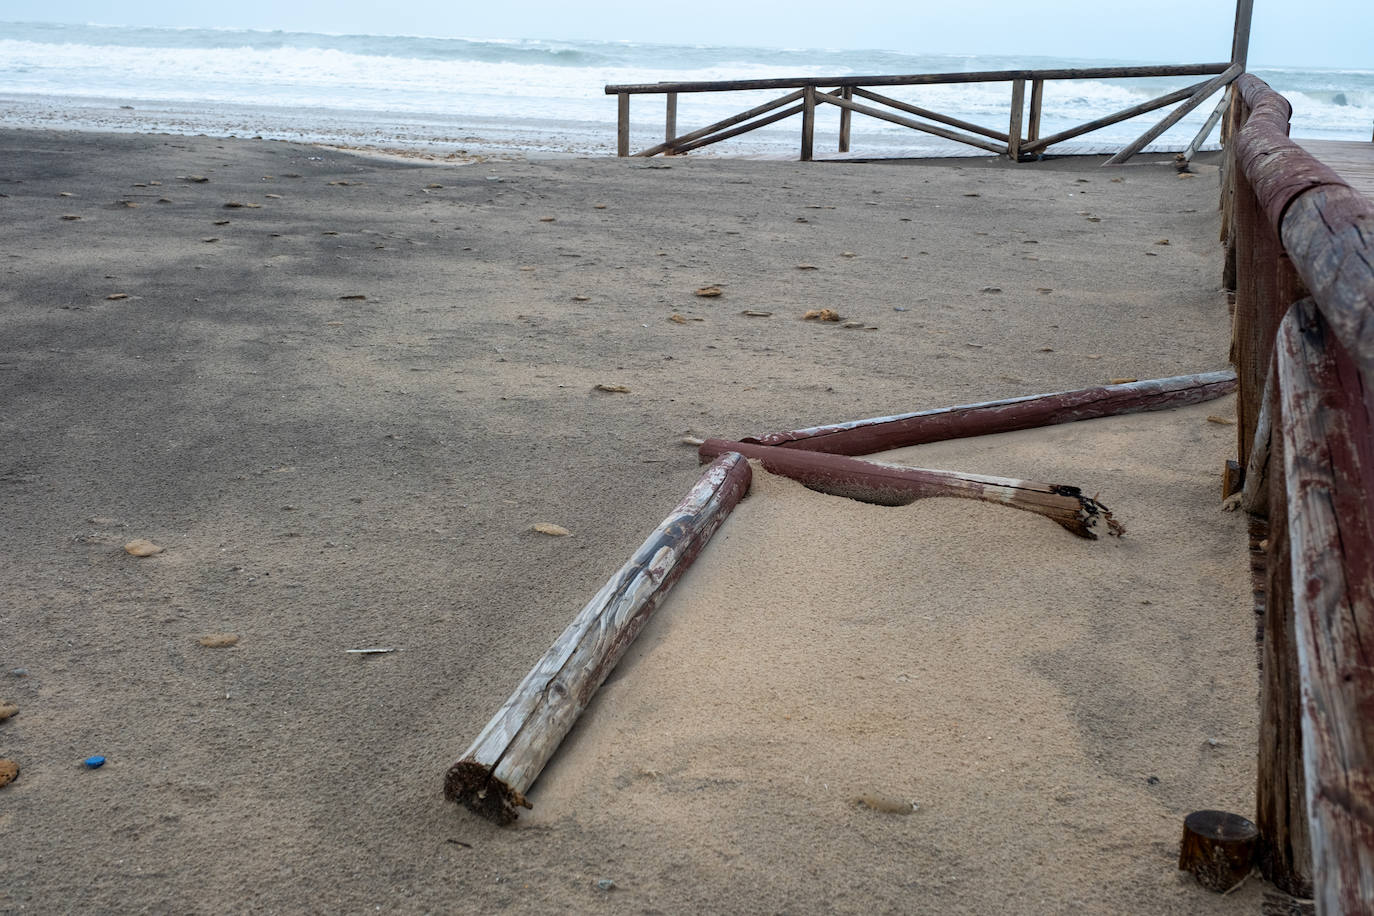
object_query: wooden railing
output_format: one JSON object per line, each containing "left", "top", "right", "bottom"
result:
{"left": 605, "top": 62, "right": 1241, "bottom": 163}
{"left": 1225, "top": 73, "right": 1374, "bottom": 913}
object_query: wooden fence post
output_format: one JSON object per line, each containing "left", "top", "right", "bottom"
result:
{"left": 1027, "top": 78, "right": 1044, "bottom": 146}
{"left": 1008, "top": 78, "right": 1026, "bottom": 160}
{"left": 665, "top": 92, "right": 677, "bottom": 150}
{"left": 801, "top": 85, "right": 816, "bottom": 161}
{"left": 617, "top": 92, "right": 630, "bottom": 157}
{"left": 838, "top": 87, "right": 853, "bottom": 153}
{"left": 1232, "top": 0, "right": 1254, "bottom": 69}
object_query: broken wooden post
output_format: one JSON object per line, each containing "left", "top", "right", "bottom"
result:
{"left": 742, "top": 371, "right": 1236, "bottom": 456}
{"left": 445, "top": 453, "right": 752, "bottom": 825}
{"left": 698, "top": 438, "right": 1123, "bottom": 540}
{"left": 1179, "top": 810, "right": 1259, "bottom": 892}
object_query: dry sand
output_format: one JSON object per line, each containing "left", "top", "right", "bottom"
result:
{"left": 0, "top": 129, "right": 1258, "bottom": 912}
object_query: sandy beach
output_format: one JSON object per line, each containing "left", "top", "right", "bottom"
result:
{"left": 0, "top": 129, "right": 1260, "bottom": 913}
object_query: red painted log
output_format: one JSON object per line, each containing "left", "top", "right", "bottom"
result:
{"left": 699, "top": 438, "right": 1123, "bottom": 540}
{"left": 445, "top": 453, "right": 752, "bottom": 825}
{"left": 1274, "top": 300, "right": 1374, "bottom": 913}
{"left": 1233, "top": 73, "right": 1348, "bottom": 235}
{"left": 740, "top": 371, "right": 1236, "bottom": 456}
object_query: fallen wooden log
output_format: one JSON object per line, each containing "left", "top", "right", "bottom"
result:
{"left": 445, "top": 453, "right": 752, "bottom": 825}
{"left": 741, "top": 371, "right": 1236, "bottom": 456}
{"left": 698, "top": 439, "right": 1123, "bottom": 540}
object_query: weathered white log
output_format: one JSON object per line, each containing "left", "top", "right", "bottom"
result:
{"left": 445, "top": 453, "right": 752, "bottom": 825}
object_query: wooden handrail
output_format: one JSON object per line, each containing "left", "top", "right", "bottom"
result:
{"left": 609, "top": 62, "right": 1236, "bottom": 161}
{"left": 605, "top": 62, "right": 1231, "bottom": 95}
{"left": 1228, "top": 73, "right": 1374, "bottom": 913}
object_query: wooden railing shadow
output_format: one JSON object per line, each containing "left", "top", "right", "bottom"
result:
{"left": 1225, "top": 72, "right": 1374, "bottom": 913}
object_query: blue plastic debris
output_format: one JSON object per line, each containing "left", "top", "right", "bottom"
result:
{"left": 83, "top": 756, "right": 106, "bottom": 769}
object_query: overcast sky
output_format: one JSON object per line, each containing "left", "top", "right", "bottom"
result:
{"left": 3, "top": 1, "right": 1366, "bottom": 68}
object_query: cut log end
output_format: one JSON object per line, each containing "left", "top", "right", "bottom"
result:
{"left": 444, "top": 759, "right": 531, "bottom": 826}
{"left": 1179, "top": 809, "right": 1259, "bottom": 892}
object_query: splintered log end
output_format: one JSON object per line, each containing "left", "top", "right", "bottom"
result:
{"left": 1050, "top": 485, "right": 1125, "bottom": 539}
{"left": 444, "top": 759, "right": 531, "bottom": 826}
{"left": 1178, "top": 810, "right": 1259, "bottom": 892}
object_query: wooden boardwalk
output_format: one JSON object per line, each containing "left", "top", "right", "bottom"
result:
{"left": 1298, "top": 138, "right": 1374, "bottom": 199}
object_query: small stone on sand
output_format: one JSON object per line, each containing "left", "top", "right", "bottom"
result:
{"left": 213, "top": 220, "right": 230, "bottom": 226}
{"left": 795, "top": 264, "right": 818, "bottom": 270}
{"left": 539, "top": 216, "right": 556, "bottom": 222}
{"left": 198, "top": 634, "right": 240, "bottom": 648}
{"left": 0, "top": 702, "right": 17, "bottom": 721}
{"left": 740, "top": 310, "right": 772, "bottom": 318}
{"left": 533, "top": 523, "right": 572, "bottom": 537}
{"left": 981, "top": 287, "right": 1002, "bottom": 293}
{"left": 181, "top": 175, "right": 209, "bottom": 183}
{"left": 803, "top": 309, "right": 840, "bottom": 322}
{"left": 572, "top": 295, "right": 590, "bottom": 302}
{"left": 594, "top": 383, "right": 631, "bottom": 393}
{"left": 1206, "top": 415, "right": 1236, "bottom": 426}
{"left": 339, "top": 294, "right": 367, "bottom": 301}
{"left": 668, "top": 313, "right": 689, "bottom": 324}
{"left": 123, "top": 539, "right": 164, "bottom": 557}
{"left": 1155, "top": 239, "right": 1170, "bottom": 246}
{"left": 593, "top": 204, "right": 607, "bottom": 209}
{"left": 60, "top": 214, "right": 81, "bottom": 221}
{"left": 694, "top": 286, "right": 723, "bottom": 298}
{"left": 1109, "top": 377, "right": 1139, "bottom": 385}
{"left": 202, "top": 237, "right": 219, "bottom": 243}
{"left": 0, "top": 758, "right": 18, "bottom": 789}
{"left": 105, "top": 293, "right": 129, "bottom": 300}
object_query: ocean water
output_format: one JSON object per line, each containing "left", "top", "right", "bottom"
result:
{"left": 1, "top": 21, "right": 1369, "bottom": 157}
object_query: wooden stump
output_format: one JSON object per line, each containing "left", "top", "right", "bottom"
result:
{"left": 1179, "top": 810, "right": 1259, "bottom": 892}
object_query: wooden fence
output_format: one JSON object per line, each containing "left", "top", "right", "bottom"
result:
{"left": 605, "top": 62, "right": 1241, "bottom": 163}
{"left": 1225, "top": 73, "right": 1374, "bottom": 913}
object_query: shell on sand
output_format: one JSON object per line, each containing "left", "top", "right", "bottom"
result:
{"left": 123, "top": 539, "right": 164, "bottom": 557}
{"left": 532, "top": 523, "right": 572, "bottom": 537}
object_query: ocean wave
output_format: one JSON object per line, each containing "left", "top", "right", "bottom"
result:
{"left": 2, "top": 20, "right": 1370, "bottom": 146}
